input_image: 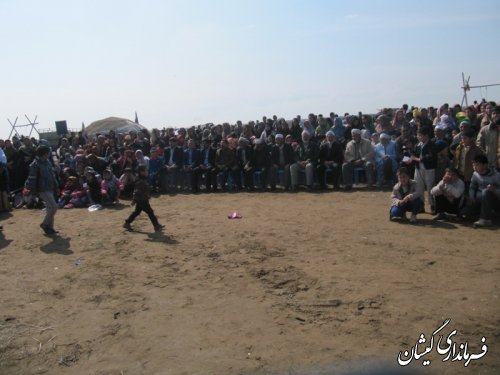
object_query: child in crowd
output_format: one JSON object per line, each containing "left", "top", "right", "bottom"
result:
{"left": 119, "top": 168, "right": 135, "bottom": 198}
{"left": 390, "top": 167, "right": 423, "bottom": 224}
{"left": 84, "top": 168, "right": 102, "bottom": 205}
{"left": 101, "top": 168, "right": 123, "bottom": 205}
{"left": 123, "top": 165, "right": 164, "bottom": 232}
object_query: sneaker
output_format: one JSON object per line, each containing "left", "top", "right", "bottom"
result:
{"left": 473, "top": 218, "right": 492, "bottom": 228}
{"left": 154, "top": 224, "right": 165, "bottom": 232}
{"left": 123, "top": 222, "right": 133, "bottom": 231}
{"left": 432, "top": 213, "right": 446, "bottom": 221}
{"left": 409, "top": 214, "right": 417, "bottom": 224}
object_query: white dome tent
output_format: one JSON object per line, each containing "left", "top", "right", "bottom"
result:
{"left": 85, "top": 117, "right": 146, "bottom": 138}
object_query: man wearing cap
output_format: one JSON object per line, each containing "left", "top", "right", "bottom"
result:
{"left": 290, "top": 131, "right": 319, "bottom": 191}
{"left": 270, "top": 134, "right": 294, "bottom": 190}
{"left": 476, "top": 105, "right": 500, "bottom": 170}
{"left": 342, "top": 128, "right": 375, "bottom": 190}
{"left": 317, "top": 131, "right": 343, "bottom": 190}
{"left": 374, "top": 133, "right": 397, "bottom": 188}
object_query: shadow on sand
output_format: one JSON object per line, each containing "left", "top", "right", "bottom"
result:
{"left": 40, "top": 234, "right": 73, "bottom": 255}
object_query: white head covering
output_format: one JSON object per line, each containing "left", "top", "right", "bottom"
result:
{"left": 351, "top": 128, "right": 362, "bottom": 135}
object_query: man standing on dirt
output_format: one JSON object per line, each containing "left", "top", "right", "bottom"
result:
{"left": 25, "top": 146, "right": 60, "bottom": 235}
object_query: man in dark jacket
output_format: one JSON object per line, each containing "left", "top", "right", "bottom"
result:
{"left": 25, "top": 146, "right": 60, "bottom": 235}
{"left": 410, "top": 126, "right": 438, "bottom": 213}
{"left": 317, "top": 131, "right": 344, "bottom": 190}
{"left": 269, "top": 134, "right": 295, "bottom": 190}
{"left": 162, "top": 138, "right": 184, "bottom": 193}
{"left": 199, "top": 139, "right": 216, "bottom": 192}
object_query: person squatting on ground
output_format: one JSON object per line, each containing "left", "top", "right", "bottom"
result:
{"left": 466, "top": 154, "right": 500, "bottom": 228}
{"left": 123, "top": 165, "right": 164, "bottom": 232}
{"left": 430, "top": 168, "right": 465, "bottom": 221}
{"left": 389, "top": 167, "right": 423, "bottom": 224}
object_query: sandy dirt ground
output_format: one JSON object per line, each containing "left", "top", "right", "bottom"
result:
{"left": 0, "top": 189, "right": 499, "bottom": 375}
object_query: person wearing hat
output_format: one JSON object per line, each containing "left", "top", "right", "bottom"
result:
{"left": 25, "top": 146, "right": 60, "bottom": 235}
{"left": 374, "top": 133, "right": 397, "bottom": 188}
{"left": 317, "top": 131, "right": 343, "bottom": 190}
{"left": 466, "top": 154, "right": 500, "bottom": 227}
{"left": 476, "top": 105, "right": 500, "bottom": 170}
{"left": 342, "top": 128, "right": 375, "bottom": 190}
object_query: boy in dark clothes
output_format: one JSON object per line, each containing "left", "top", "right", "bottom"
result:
{"left": 123, "top": 165, "right": 164, "bottom": 232}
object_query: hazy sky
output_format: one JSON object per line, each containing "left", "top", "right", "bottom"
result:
{"left": 1, "top": 0, "right": 499, "bottom": 139}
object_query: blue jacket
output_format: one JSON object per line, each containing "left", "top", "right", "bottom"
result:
{"left": 25, "top": 157, "right": 58, "bottom": 193}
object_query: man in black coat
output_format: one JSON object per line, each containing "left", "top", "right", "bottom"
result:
{"left": 317, "top": 131, "right": 344, "bottom": 190}
{"left": 162, "top": 137, "right": 184, "bottom": 193}
{"left": 270, "top": 134, "right": 295, "bottom": 189}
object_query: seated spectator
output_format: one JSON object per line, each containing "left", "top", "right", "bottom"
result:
{"left": 342, "top": 128, "right": 375, "bottom": 190}
{"left": 453, "top": 127, "right": 483, "bottom": 195}
{"left": 250, "top": 138, "right": 271, "bottom": 190}
{"left": 270, "top": 133, "right": 295, "bottom": 190}
{"left": 101, "top": 168, "right": 123, "bottom": 205}
{"left": 430, "top": 168, "right": 465, "bottom": 220}
{"left": 148, "top": 147, "right": 164, "bottom": 193}
{"left": 234, "top": 137, "right": 253, "bottom": 191}
{"left": 290, "top": 131, "right": 319, "bottom": 191}
{"left": 466, "top": 154, "right": 500, "bottom": 228}
{"left": 199, "top": 139, "right": 216, "bottom": 192}
{"left": 317, "top": 131, "right": 343, "bottom": 190}
{"left": 212, "top": 139, "right": 235, "bottom": 191}
{"left": 84, "top": 169, "right": 102, "bottom": 206}
{"left": 58, "top": 176, "right": 86, "bottom": 209}
{"left": 162, "top": 137, "right": 183, "bottom": 193}
{"left": 374, "top": 133, "right": 397, "bottom": 188}
{"left": 182, "top": 139, "right": 201, "bottom": 193}
{"left": 389, "top": 168, "right": 423, "bottom": 224}
{"left": 119, "top": 168, "right": 135, "bottom": 199}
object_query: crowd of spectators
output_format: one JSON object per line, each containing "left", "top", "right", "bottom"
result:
{"left": 0, "top": 99, "right": 498, "bottom": 226}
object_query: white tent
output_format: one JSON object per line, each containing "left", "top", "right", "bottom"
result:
{"left": 85, "top": 117, "right": 147, "bottom": 137}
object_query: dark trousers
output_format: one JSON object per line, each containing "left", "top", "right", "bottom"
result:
{"left": 479, "top": 190, "right": 500, "bottom": 220}
{"left": 435, "top": 195, "right": 462, "bottom": 215}
{"left": 390, "top": 198, "right": 424, "bottom": 218}
{"left": 317, "top": 164, "right": 341, "bottom": 188}
{"left": 126, "top": 200, "right": 159, "bottom": 227}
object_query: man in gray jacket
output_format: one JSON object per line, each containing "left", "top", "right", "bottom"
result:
{"left": 468, "top": 154, "right": 500, "bottom": 227}
{"left": 25, "top": 146, "right": 60, "bottom": 235}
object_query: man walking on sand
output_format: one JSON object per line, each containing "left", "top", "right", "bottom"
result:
{"left": 25, "top": 146, "right": 60, "bottom": 235}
